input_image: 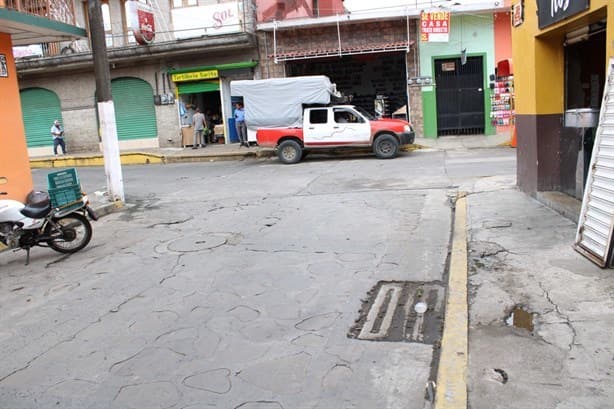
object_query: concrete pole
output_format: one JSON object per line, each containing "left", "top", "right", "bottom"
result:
{"left": 87, "top": 0, "right": 124, "bottom": 203}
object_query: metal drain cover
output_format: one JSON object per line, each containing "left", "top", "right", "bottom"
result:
{"left": 348, "top": 281, "right": 444, "bottom": 344}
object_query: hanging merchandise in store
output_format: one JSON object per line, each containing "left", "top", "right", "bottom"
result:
{"left": 490, "top": 73, "right": 515, "bottom": 126}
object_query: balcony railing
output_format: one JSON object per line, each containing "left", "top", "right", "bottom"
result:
{"left": 3, "top": 0, "right": 75, "bottom": 24}
{"left": 13, "top": 21, "right": 253, "bottom": 59}
{"left": 12, "top": 0, "right": 255, "bottom": 59}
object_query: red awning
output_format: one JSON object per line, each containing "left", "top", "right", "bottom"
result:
{"left": 270, "top": 40, "right": 415, "bottom": 62}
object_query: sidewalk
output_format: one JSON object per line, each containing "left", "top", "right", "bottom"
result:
{"left": 30, "top": 133, "right": 512, "bottom": 169}
{"left": 465, "top": 187, "right": 614, "bottom": 409}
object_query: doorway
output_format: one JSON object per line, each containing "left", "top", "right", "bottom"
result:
{"left": 435, "top": 56, "right": 485, "bottom": 135}
{"left": 564, "top": 27, "right": 606, "bottom": 197}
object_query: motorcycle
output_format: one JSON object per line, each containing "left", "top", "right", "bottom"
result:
{"left": 0, "top": 190, "right": 98, "bottom": 264}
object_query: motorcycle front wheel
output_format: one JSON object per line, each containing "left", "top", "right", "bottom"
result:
{"left": 45, "top": 213, "right": 92, "bottom": 254}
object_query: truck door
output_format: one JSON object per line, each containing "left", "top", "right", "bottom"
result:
{"left": 303, "top": 107, "right": 371, "bottom": 145}
{"left": 303, "top": 108, "right": 333, "bottom": 143}
{"left": 330, "top": 107, "right": 370, "bottom": 143}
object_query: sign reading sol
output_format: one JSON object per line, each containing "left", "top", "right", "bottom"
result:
{"left": 171, "top": 70, "right": 219, "bottom": 82}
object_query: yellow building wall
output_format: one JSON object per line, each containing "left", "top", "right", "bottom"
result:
{"left": 0, "top": 33, "right": 33, "bottom": 201}
{"left": 512, "top": 0, "right": 614, "bottom": 115}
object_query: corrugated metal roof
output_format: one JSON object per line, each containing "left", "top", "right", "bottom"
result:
{"left": 269, "top": 40, "right": 414, "bottom": 62}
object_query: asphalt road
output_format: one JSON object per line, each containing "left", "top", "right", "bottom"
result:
{"left": 1, "top": 149, "right": 515, "bottom": 409}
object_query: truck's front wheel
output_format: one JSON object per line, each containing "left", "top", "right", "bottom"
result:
{"left": 278, "top": 140, "right": 303, "bottom": 164}
{"left": 373, "top": 134, "right": 399, "bottom": 159}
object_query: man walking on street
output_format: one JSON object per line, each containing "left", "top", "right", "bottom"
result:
{"left": 192, "top": 108, "right": 206, "bottom": 149}
{"left": 50, "top": 119, "right": 66, "bottom": 156}
{"left": 234, "top": 102, "right": 248, "bottom": 147}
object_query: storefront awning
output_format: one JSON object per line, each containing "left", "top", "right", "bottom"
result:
{"left": 168, "top": 61, "right": 257, "bottom": 75}
{"left": 269, "top": 40, "right": 415, "bottom": 62}
{"left": 0, "top": 8, "right": 86, "bottom": 46}
{"left": 177, "top": 80, "right": 220, "bottom": 94}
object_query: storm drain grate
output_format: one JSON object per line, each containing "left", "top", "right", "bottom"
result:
{"left": 348, "top": 281, "right": 445, "bottom": 344}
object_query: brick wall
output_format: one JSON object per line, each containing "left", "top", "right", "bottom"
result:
{"left": 256, "top": 19, "right": 423, "bottom": 133}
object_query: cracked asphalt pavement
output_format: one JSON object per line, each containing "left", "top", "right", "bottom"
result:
{"left": 12, "top": 148, "right": 603, "bottom": 409}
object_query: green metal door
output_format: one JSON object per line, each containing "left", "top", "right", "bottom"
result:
{"left": 111, "top": 77, "right": 157, "bottom": 140}
{"left": 20, "top": 88, "right": 62, "bottom": 147}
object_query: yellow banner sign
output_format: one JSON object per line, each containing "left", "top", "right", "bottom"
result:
{"left": 171, "top": 70, "right": 219, "bottom": 82}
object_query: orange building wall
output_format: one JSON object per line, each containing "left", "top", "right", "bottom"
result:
{"left": 494, "top": 12, "right": 512, "bottom": 65}
{"left": 0, "top": 33, "right": 33, "bottom": 201}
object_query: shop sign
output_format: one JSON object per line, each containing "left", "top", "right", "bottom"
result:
{"left": 126, "top": 1, "right": 155, "bottom": 45}
{"left": 512, "top": 0, "right": 524, "bottom": 27}
{"left": 0, "top": 54, "right": 8, "bottom": 78}
{"left": 172, "top": 1, "right": 242, "bottom": 40}
{"left": 420, "top": 11, "right": 450, "bottom": 42}
{"left": 441, "top": 62, "right": 456, "bottom": 72}
{"left": 537, "top": 0, "right": 590, "bottom": 29}
{"left": 171, "top": 70, "right": 219, "bottom": 82}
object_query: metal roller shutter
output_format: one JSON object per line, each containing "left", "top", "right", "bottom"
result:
{"left": 575, "top": 57, "right": 614, "bottom": 267}
{"left": 20, "top": 88, "right": 62, "bottom": 147}
{"left": 111, "top": 77, "right": 157, "bottom": 140}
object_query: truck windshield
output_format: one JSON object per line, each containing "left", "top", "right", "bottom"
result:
{"left": 353, "top": 106, "right": 376, "bottom": 121}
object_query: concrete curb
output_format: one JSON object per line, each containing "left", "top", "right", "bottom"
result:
{"left": 91, "top": 200, "right": 124, "bottom": 218}
{"left": 435, "top": 192, "right": 468, "bottom": 409}
{"left": 30, "top": 150, "right": 276, "bottom": 168}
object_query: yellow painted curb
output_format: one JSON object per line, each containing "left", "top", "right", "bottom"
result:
{"left": 30, "top": 153, "right": 165, "bottom": 168}
{"left": 435, "top": 192, "right": 468, "bottom": 409}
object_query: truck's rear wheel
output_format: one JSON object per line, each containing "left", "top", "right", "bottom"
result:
{"left": 278, "top": 140, "right": 303, "bottom": 164}
{"left": 374, "top": 134, "right": 399, "bottom": 159}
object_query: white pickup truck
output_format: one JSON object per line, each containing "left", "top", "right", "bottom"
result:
{"left": 256, "top": 105, "right": 415, "bottom": 164}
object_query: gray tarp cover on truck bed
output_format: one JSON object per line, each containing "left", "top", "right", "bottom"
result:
{"left": 230, "top": 76, "right": 335, "bottom": 129}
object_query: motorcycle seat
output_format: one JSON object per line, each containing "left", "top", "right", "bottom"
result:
{"left": 21, "top": 202, "right": 52, "bottom": 219}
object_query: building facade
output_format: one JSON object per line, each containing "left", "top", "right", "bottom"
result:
{"left": 14, "top": 0, "right": 512, "bottom": 156}
{"left": 512, "top": 0, "right": 614, "bottom": 197}
{"left": 16, "top": 0, "right": 259, "bottom": 156}
{"left": 255, "top": 1, "right": 509, "bottom": 140}
{"left": 420, "top": 12, "right": 512, "bottom": 138}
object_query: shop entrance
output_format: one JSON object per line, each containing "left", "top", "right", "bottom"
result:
{"left": 435, "top": 56, "right": 485, "bottom": 136}
{"left": 565, "top": 29, "right": 606, "bottom": 110}
{"left": 565, "top": 28, "right": 606, "bottom": 196}
{"left": 178, "top": 81, "right": 224, "bottom": 146}
{"left": 288, "top": 52, "right": 408, "bottom": 118}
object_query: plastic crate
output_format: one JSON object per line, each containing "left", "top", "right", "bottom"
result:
{"left": 47, "top": 168, "right": 79, "bottom": 190}
{"left": 49, "top": 185, "right": 83, "bottom": 208}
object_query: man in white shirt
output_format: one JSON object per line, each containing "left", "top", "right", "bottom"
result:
{"left": 50, "top": 119, "right": 66, "bottom": 155}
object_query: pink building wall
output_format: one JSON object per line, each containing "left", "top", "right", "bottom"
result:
{"left": 256, "top": 0, "right": 344, "bottom": 23}
{"left": 494, "top": 12, "right": 512, "bottom": 66}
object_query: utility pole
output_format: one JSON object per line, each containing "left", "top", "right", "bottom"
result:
{"left": 88, "top": 0, "right": 125, "bottom": 203}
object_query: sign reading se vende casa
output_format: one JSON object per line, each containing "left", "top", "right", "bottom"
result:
{"left": 171, "top": 70, "right": 219, "bottom": 82}
{"left": 420, "top": 11, "right": 450, "bottom": 42}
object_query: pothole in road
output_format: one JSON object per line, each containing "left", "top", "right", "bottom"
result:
{"left": 348, "top": 281, "right": 444, "bottom": 344}
{"left": 505, "top": 305, "right": 534, "bottom": 332}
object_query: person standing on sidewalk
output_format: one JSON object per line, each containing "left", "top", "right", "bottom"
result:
{"left": 192, "top": 108, "right": 206, "bottom": 149}
{"left": 50, "top": 119, "right": 67, "bottom": 155}
{"left": 234, "top": 102, "right": 248, "bottom": 147}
